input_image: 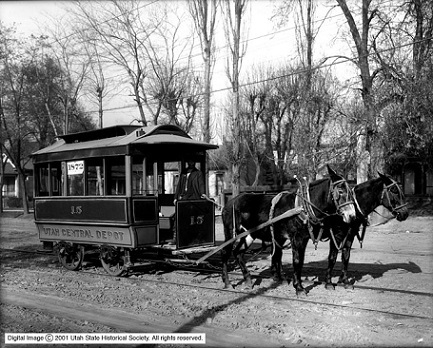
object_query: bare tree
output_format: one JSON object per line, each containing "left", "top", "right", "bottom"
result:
{"left": 145, "top": 7, "right": 201, "bottom": 129}
{"left": 374, "top": 0, "right": 433, "bottom": 172}
{"left": 242, "top": 66, "right": 268, "bottom": 187}
{"left": 224, "top": 0, "right": 248, "bottom": 197}
{"left": 73, "top": 0, "right": 160, "bottom": 126}
{"left": 189, "top": 0, "right": 219, "bottom": 143}
{"left": 74, "top": 27, "right": 112, "bottom": 129}
{"left": 0, "top": 25, "right": 33, "bottom": 213}
{"left": 336, "top": 0, "right": 381, "bottom": 183}
{"left": 272, "top": 0, "right": 321, "bottom": 90}
{"left": 43, "top": 15, "right": 91, "bottom": 134}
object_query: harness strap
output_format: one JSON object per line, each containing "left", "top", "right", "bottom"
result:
{"left": 295, "top": 189, "right": 329, "bottom": 223}
{"left": 294, "top": 177, "right": 329, "bottom": 250}
{"left": 352, "top": 188, "right": 364, "bottom": 217}
{"left": 269, "top": 192, "right": 290, "bottom": 255}
{"left": 232, "top": 203, "right": 237, "bottom": 239}
{"left": 356, "top": 220, "right": 368, "bottom": 248}
{"left": 329, "top": 226, "right": 350, "bottom": 251}
{"left": 202, "top": 194, "right": 224, "bottom": 209}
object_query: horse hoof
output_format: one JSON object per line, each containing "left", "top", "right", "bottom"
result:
{"left": 244, "top": 278, "right": 253, "bottom": 289}
{"left": 296, "top": 289, "right": 308, "bottom": 297}
{"left": 325, "top": 283, "right": 335, "bottom": 290}
{"left": 344, "top": 283, "right": 354, "bottom": 290}
{"left": 244, "top": 282, "right": 253, "bottom": 290}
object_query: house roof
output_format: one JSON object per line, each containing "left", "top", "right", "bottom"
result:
{"left": 2, "top": 159, "right": 33, "bottom": 175}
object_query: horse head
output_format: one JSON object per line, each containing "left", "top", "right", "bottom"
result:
{"left": 327, "top": 165, "right": 357, "bottom": 223}
{"left": 377, "top": 172, "right": 409, "bottom": 221}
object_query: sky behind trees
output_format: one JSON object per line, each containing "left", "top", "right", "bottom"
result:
{"left": 0, "top": 0, "right": 354, "bottom": 129}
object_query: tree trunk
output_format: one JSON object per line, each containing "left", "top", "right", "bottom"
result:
{"left": 134, "top": 85, "right": 147, "bottom": 126}
{"left": 18, "top": 169, "right": 29, "bottom": 214}
{"left": 232, "top": 90, "right": 241, "bottom": 197}
{"left": 225, "top": 0, "right": 246, "bottom": 198}
{"left": 337, "top": 0, "right": 375, "bottom": 183}
{"left": 45, "top": 103, "right": 59, "bottom": 137}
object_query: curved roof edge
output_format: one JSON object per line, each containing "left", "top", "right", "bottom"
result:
{"left": 59, "top": 125, "right": 141, "bottom": 143}
{"left": 58, "top": 124, "right": 192, "bottom": 144}
{"left": 31, "top": 124, "right": 217, "bottom": 163}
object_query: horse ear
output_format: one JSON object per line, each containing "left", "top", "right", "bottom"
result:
{"left": 327, "top": 164, "right": 339, "bottom": 179}
{"left": 377, "top": 171, "right": 391, "bottom": 183}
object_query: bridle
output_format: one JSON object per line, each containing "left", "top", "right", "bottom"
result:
{"left": 354, "top": 176, "right": 407, "bottom": 248}
{"left": 380, "top": 179, "right": 408, "bottom": 216}
{"left": 329, "top": 178, "right": 355, "bottom": 215}
{"left": 295, "top": 177, "right": 354, "bottom": 221}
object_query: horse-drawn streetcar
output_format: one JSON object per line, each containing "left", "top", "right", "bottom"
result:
{"left": 32, "top": 124, "right": 218, "bottom": 276}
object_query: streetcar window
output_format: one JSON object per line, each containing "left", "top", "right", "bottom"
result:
{"left": 132, "top": 157, "right": 144, "bottom": 196}
{"left": 145, "top": 161, "right": 155, "bottom": 195}
{"left": 87, "top": 158, "right": 104, "bottom": 196}
{"left": 50, "top": 162, "right": 62, "bottom": 196}
{"left": 66, "top": 160, "right": 85, "bottom": 196}
{"left": 132, "top": 163, "right": 143, "bottom": 195}
{"left": 37, "top": 165, "right": 49, "bottom": 196}
{"left": 163, "top": 162, "right": 179, "bottom": 194}
{"left": 132, "top": 157, "right": 156, "bottom": 195}
{"left": 36, "top": 163, "right": 62, "bottom": 197}
{"left": 106, "top": 156, "right": 126, "bottom": 195}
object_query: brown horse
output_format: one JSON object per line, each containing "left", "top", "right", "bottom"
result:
{"left": 221, "top": 166, "right": 356, "bottom": 295}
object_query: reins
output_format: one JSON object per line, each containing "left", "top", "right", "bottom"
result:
{"left": 352, "top": 188, "right": 368, "bottom": 248}
{"left": 269, "top": 192, "right": 292, "bottom": 255}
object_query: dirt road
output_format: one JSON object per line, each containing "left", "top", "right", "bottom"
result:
{"left": 1, "top": 214, "right": 432, "bottom": 347}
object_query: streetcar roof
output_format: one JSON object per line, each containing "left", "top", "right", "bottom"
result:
{"left": 31, "top": 124, "right": 218, "bottom": 163}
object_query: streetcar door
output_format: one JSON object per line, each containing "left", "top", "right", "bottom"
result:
{"left": 176, "top": 200, "right": 215, "bottom": 249}
{"left": 156, "top": 160, "right": 180, "bottom": 243}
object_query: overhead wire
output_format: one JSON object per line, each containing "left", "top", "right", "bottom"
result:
{"left": 90, "top": 0, "right": 396, "bottom": 82}
{"left": 85, "top": 34, "right": 432, "bottom": 115}
{"left": 27, "top": 0, "right": 424, "bottom": 117}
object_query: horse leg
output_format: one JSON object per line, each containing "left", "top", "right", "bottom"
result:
{"left": 270, "top": 244, "right": 283, "bottom": 281}
{"left": 338, "top": 233, "right": 355, "bottom": 289}
{"left": 291, "top": 234, "right": 309, "bottom": 296}
{"left": 221, "top": 245, "right": 233, "bottom": 289}
{"left": 232, "top": 237, "right": 253, "bottom": 288}
{"left": 325, "top": 238, "right": 339, "bottom": 290}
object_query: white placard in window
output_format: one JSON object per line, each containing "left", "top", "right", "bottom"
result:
{"left": 67, "top": 160, "right": 84, "bottom": 175}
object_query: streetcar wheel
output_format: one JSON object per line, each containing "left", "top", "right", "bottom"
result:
{"left": 100, "top": 246, "right": 125, "bottom": 276}
{"left": 57, "top": 242, "right": 84, "bottom": 271}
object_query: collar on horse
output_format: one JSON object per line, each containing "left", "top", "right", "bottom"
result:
{"left": 294, "top": 177, "right": 329, "bottom": 225}
{"left": 294, "top": 177, "right": 352, "bottom": 251}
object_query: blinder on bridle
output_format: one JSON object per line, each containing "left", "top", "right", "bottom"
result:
{"left": 329, "top": 178, "right": 354, "bottom": 214}
{"left": 381, "top": 178, "right": 408, "bottom": 216}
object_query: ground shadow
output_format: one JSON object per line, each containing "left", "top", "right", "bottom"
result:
{"left": 134, "top": 279, "right": 285, "bottom": 348}
{"left": 300, "top": 258, "right": 422, "bottom": 283}
{"left": 0, "top": 244, "right": 54, "bottom": 266}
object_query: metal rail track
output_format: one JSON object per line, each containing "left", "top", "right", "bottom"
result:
{"left": 0, "top": 248, "right": 433, "bottom": 302}
{"left": 4, "top": 257, "right": 431, "bottom": 322}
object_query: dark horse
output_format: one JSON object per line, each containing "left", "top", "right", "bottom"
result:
{"left": 221, "top": 166, "right": 357, "bottom": 295}
{"left": 323, "top": 172, "right": 409, "bottom": 289}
